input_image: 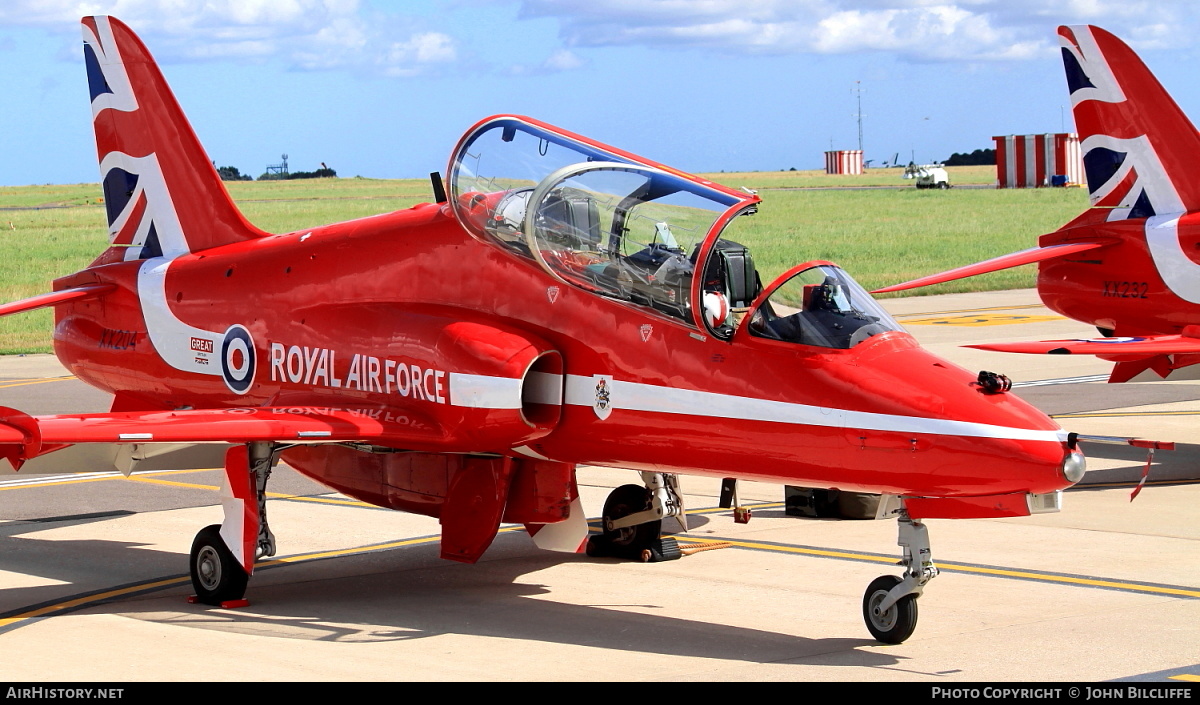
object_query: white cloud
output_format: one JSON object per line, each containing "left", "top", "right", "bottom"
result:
{"left": 380, "top": 32, "right": 457, "bottom": 76}
{"left": 543, "top": 47, "right": 583, "bottom": 70}
{"left": 515, "top": 0, "right": 1200, "bottom": 61}
{"left": 0, "top": 0, "right": 462, "bottom": 76}
{"left": 406, "top": 32, "right": 458, "bottom": 63}
{"left": 506, "top": 46, "right": 587, "bottom": 75}
{"left": 5, "top": 1, "right": 1198, "bottom": 69}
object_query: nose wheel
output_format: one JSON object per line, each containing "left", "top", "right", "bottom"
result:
{"left": 189, "top": 524, "right": 249, "bottom": 606}
{"left": 862, "top": 575, "right": 918, "bottom": 643}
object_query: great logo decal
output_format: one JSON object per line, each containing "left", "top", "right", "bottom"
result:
{"left": 640, "top": 324, "right": 653, "bottom": 342}
{"left": 547, "top": 286, "right": 560, "bottom": 304}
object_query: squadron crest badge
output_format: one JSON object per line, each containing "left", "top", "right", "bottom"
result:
{"left": 593, "top": 374, "right": 614, "bottom": 420}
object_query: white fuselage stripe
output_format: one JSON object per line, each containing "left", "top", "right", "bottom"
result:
{"left": 139, "top": 257, "right": 222, "bottom": 377}
{"left": 562, "top": 374, "right": 1063, "bottom": 443}
{"left": 448, "top": 372, "right": 522, "bottom": 409}
{"left": 1144, "top": 213, "right": 1200, "bottom": 304}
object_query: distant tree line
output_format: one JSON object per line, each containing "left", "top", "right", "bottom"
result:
{"left": 943, "top": 148, "right": 995, "bottom": 166}
{"left": 215, "top": 165, "right": 338, "bottom": 181}
{"left": 257, "top": 167, "right": 338, "bottom": 181}
{"left": 216, "top": 166, "right": 253, "bottom": 181}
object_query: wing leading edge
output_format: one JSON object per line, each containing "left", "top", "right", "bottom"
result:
{"left": 0, "top": 405, "right": 447, "bottom": 470}
{"left": 967, "top": 334, "right": 1200, "bottom": 357}
{"left": 872, "top": 242, "right": 1113, "bottom": 294}
{"left": 967, "top": 333, "right": 1200, "bottom": 383}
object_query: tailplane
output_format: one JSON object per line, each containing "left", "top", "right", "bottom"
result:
{"left": 83, "top": 16, "right": 265, "bottom": 260}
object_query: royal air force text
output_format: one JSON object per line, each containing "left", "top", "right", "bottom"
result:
{"left": 269, "top": 343, "right": 447, "bottom": 403}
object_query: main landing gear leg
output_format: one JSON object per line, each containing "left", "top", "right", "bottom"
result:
{"left": 587, "top": 473, "right": 684, "bottom": 562}
{"left": 862, "top": 510, "right": 938, "bottom": 644}
{"left": 190, "top": 442, "right": 278, "bottom": 606}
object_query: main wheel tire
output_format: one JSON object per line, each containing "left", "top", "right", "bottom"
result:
{"left": 862, "top": 574, "right": 918, "bottom": 644}
{"left": 598, "top": 484, "right": 661, "bottom": 559}
{"left": 190, "top": 524, "right": 249, "bottom": 606}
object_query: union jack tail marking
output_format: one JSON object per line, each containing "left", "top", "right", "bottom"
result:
{"left": 82, "top": 16, "right": 265, "bottom": 260}
{"left": 1059, "top": 25, "right": 1200, "bottom": 225}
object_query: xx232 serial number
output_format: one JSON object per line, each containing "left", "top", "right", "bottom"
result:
{"left": 1103, "top": 281, "right": 1149, "bottom": 298}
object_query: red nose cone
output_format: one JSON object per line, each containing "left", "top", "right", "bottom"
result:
{"left": 840, "top": 338, "right": 1068, "bottom": 497}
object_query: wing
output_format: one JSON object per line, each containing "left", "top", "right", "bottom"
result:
{"left": 872, "top": 242, "right": 1112, "bottom": 294}
{"left": 0, "top": 284, "right": 115, "bottom": 316}
{"left": 966, "top": 334, "right": 1200, "bottom": 356}
{"left": 0, "top": 405, "right": 446, "bottom": 470}
{"left": 967, "top": 333, "right": 1200, "bottom": 384}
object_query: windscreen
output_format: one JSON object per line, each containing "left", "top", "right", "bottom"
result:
{"left": 747, "top": 265, "right": 903, "bottom": 349}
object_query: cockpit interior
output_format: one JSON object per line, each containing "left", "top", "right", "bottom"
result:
{"left": 448, "top": 117, "right": 901, "bottom": 349}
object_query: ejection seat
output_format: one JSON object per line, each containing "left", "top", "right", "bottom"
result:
{"left": 699, "top": 239, "right": 760, "bottom": 336}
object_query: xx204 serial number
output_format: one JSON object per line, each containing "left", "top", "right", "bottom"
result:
{"left": 1103, "top": 281, "right": 1149, "bottom": 298}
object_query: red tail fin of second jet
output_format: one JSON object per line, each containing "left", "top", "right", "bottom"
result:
{"left": 1059, "top": 25, "right": 1200, "bottom": 228}
{"left": 875, "top": 24, "right": 1200, "bottom": 295}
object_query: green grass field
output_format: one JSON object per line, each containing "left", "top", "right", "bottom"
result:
{"left": 0, "top": 168, "right": 1090, "bottom": 354}
{"left": 709, "top": 164, "right": 997, "bottom": 189}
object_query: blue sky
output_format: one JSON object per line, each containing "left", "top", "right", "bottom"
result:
{"left": 3, "top": 0, "right": 1200, "bottom": 186}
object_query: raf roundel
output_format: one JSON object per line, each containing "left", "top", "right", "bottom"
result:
{"left": 221, "top": 324, "right": 256, "bottom": 394}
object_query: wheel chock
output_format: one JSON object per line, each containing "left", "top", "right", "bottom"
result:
{"left": 639, "top": 536, "right": 682, "bottom": 563}
{"left": 187, "top": 595, "right": 250, "bottom": 609}
{"left": 589, "top": 534, "right": 683, "bottom": 562}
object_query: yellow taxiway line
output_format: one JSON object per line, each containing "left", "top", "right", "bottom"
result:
{"left": 1054, "top": 411, "right": 1200, "bottom": 419}
{"left": 3, "top": 501, "right": 1198, "bottom": 636}
{"left": 0, "top": 375, "right": 75, "bottom": 389}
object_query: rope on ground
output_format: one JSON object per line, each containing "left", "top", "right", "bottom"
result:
{"left": 677, "top": 541, "right": 734, "bottom": 555}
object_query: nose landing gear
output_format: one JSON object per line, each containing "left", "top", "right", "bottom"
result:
{"left": 863, "top": 510, "right": 937, "bottom": 644}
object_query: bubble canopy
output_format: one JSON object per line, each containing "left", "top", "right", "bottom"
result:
{"left": 447, "top": 116, "right": 759, "bottom": 328}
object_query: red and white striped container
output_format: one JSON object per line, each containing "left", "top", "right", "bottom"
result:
{"left": 824, "top": 150, "right": 864, "bottom": 175}
{"left": 993, "top": 133, "right": 1084, "bottom": 188}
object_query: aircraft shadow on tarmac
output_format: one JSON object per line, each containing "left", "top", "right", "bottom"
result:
{"left": 0, "top": 521, "right": 911, "bottom": 670}
{"left": 0, "top": 516, "right": 192, "bottom": 614}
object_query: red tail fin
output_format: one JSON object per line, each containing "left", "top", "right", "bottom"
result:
{"left": 1060, "top": 25, "right": 1200, "bottom": 224}
{"left": 82, "top": 16, "right": 265, "bottom": 259}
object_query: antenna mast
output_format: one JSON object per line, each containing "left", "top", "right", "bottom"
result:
{"left": 853, "top": 81, "right": 865, "bottom": 153}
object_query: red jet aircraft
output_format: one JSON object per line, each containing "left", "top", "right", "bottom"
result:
{"left": 878, "top": 25, "right": 1200, "bottom": 385}
{"left": 0, "top": 16, "right": 1097, "bottom": 644}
